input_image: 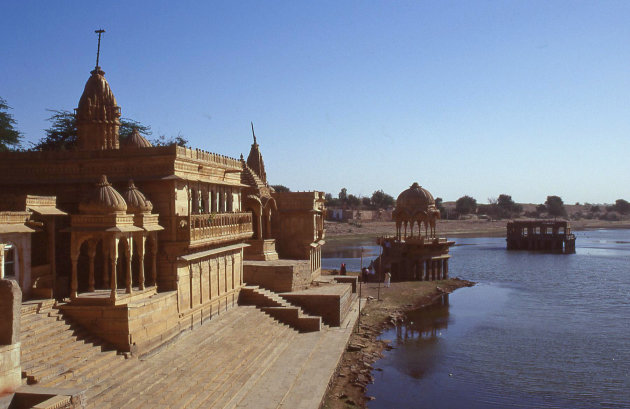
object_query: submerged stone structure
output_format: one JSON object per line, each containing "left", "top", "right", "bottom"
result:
{"left": 507, "top": 220, "right": 576, "bottom": 253}
{"left": 375, "top": 182, "right": 454, "bottom": 281}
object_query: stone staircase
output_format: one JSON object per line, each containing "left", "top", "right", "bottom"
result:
{"left": 85, "top": 306, "right": 299, "bottom": 408}
{"left": 238, "top": 286, "right": 322, "bottom": 332}
{"left": 19, "top": 300, "right": 126, "bottom": 387}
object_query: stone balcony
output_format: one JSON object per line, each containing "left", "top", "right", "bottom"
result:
{"left": 177, "top": 212, "right": 253, "bottom": 247}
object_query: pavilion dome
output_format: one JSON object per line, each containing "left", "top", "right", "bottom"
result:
{"left": 123, "top": 128, "right": 153, "bottom": 148}
{"left": 79, "top": 175, "right": 127, "bottom": 215}
{"left": 395, "top": 182, "right": 435, "bottom": 215}
{"left": 122, "top": 180, "right": 153, "bottom": 214}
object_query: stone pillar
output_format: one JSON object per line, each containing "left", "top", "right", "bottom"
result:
{"left": 151, "top": 238, "right": 157, "bottom": 287}
{"left": 0, "top": 279, "right": 22, "bottom": 393}
{"left": 0, "top": 243, "right": 4, "bottom": 279}
{"left": 70, "top": 254, "right": 79, "bottom": 299}
{"left": 418, "top": 260, "right": 425, "bottom": 281}
{"left": 88, "top": 241, "right": 96, "bottom": 292}
{"left": 110, "top": 237, "right": 119, "bottom": 302}
{"left": 125, "top": 237, "right": 133, "bottom": 294}
{"left": 136, "top": 235, "right": 146, "bottom": 290}
{"left": 444, "top": 259, "right": 449, "bottom": 278}
{"left": 102, "top": 243, "right": 110, "bottom": 288}
{"left": 48, "top": 217, "right": 56, "bottom": 297}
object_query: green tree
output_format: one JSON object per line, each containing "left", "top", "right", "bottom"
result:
{"left": 0, "top": 97, "right": 23, "bottom": 151}
{"left": 435, "top": 197, "right": 446, "bottom": 218}
{"left": 371, "top": 190, "right": 395, "bottom": 209}
{"left": 497, "top": 194, "right": 523, "bottom": 218}
{"left": 339, "top": 188, "right": 348, "bottom": 203}
{"left": 150, "top": 133, "right": 188, "bottom": 147}
{"left": 271, "top": 185, "right": 291, "bottom": 192}
{"left": 325, "top": 193, "right": 340, "bottom": 207}
{"left": 347, "top": 194, "right": 360, "bottom": 208}
{"left": 455, "top": 195, "right": 477, "bottom": 215}
{"left": 545, "top": 196, "right": 567, "bottom": 218}
{"left": 34, "top": 109, "right": 154, "bottom": 151}
{"left": 614, "top": 199, "right": 630, "bottom": 215}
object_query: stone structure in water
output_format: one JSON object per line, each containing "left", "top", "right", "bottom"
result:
{"left": 375, "top": 182, "right": 454, "bottom": 282}
{"left": 506, "top": 220, "right": 576, "bottom": 253}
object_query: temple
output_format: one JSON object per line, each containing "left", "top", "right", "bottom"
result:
{"left": 0, "top": 44, "right": 357, "bottom": 408}
{"left": 375, "top": 182, "right": 454, "bottom": 281}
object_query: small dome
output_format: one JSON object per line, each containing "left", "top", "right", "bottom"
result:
{"left": 123, "top": 128, "right": 153, "bottom": 148}
{"left": 395, "top": 182, "right": 435, "bottom": 215}
{"left": 79, "top": 175, "right": 127, "bottom": 214}
{"left": 122, "top": 180, "right": 153, "bottom": 214}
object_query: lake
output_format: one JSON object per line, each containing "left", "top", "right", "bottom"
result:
{"left": 323, "top": 229, "right": 630, "bottom": 408}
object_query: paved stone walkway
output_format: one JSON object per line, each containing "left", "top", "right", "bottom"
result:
{"left": 68, "top": 301, "right": 359, "bottom": 409}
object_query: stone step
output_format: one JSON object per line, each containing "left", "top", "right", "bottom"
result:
{"left": 117, "top": 315, "right": 284, "bottom": 409}
{"left": 25, "top": 341, "right": 104, "bottom": 384}
{"left": 86, "top": 307, "right": 261, "bottom": 408}
{"left": 164, "top": 321, "right": 292, "bottom": 409}
{"left": 43, "top": 349, "right": 121, "bottom": 388}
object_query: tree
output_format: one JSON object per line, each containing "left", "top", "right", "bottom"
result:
{"left": 497, "top": 194, "right": 523, "bottom": 218}
{"left": 325, "top": 193, "right": 340, "bottom": 207}
{"left": 361, "top": 197, "right": 371, "bottom": 208}
{"left": 614, "top": 199, "right": 630, "bottom": 215}
{"left": 339, "top": 188, "right": 348, "bottom": 203}
{"left": 34, "top": 109, "right": 154, "bottom": 151}
{"left": 455, "top": 195, "right": 477, "bottom": 215}
{"left": 347, "top": 194, "right": 361, "bottom": 208}
{"left": 435, "top": 197, "right": 446, "bottom": 218}
{"left": 0, "top": 97, "right": 23, "bottom": 151}
{"left": 545, "top": 196, "right": 567, "bottom": 218}
{"left": 371, "top": 190, "right": 395, "bottom": 209}
{"left": 271, "top": 185, "right": 291, "bottom": 193}
{"left": 150, "top": 133, "right": 188, "bottom": 147}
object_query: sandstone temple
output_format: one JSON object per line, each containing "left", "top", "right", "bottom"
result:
{"left": 375, "top": 183, "right": 454, "bottom": 281}
{"left": 0, "top": 54, "right": 358, "bottom": 408}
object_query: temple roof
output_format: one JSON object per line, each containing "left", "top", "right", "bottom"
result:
{"left": 246, "top": 123, "right": 267, "bottom": 184}
{"left": 79, "top": 175, "right": 127, "bottom": 215}
{"left": 122, "top": 180, "right": 153, "bottom": 214}
{"left": 76, "top": 67, "right": 120, "bottom": 123}
{"left": 395, "top": 182, "right": 435, "bottom": 215}
{"left": 123, "top": 128, "right": 153, "bottom": 148}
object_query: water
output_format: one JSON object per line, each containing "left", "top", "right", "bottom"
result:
{"left": 324, "top": 229, "right": 630, "bottom": 408}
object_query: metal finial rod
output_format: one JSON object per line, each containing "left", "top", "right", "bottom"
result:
{"left": 251, "top": 122, "right": 257, "bottom": 144}
{"left": 95, "top": 29, "right": 105, "bottom": 68}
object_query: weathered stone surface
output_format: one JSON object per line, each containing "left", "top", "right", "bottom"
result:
{"left": 0, "top": 279, "right": 21, "bottom": 345}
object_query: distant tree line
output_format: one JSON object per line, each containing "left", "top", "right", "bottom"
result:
{"left": 325, "top": 188, "right": 395, "bottom": 210}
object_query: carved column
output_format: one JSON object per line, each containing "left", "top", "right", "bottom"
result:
{"left": 125, "top": 237, "right": 133, "bottom": 294}
{"left": 0, "top": 243, "right": 5, "bottom": 279}
{"left": 102, "top": 241, "right": 109, "bottom": 288}
{"left": 136, "top": 235, "right": 146, "bottom": 290}
{"left": 110, "top": 237, "right": 119, "bottom": 302}
{"left": 70, "top": 236, "right": 80, "bottom": 299}
{"left": 87, "top": 241, "right": 97, "bottom": 292}
{"left": 443, "top": 259, "right": 449, "bottom": 278}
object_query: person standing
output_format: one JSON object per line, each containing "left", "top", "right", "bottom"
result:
{"left": 384, "top": 271, "right": 391, "bottom": 288}
{"left": 340, "top": 263, "right": 347, "bottom": 276}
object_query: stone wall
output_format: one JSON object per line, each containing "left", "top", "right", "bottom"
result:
{"left": 0, "top": 279, "right": 21, "bottom": 394}
{"left": 243, "top": 260, "right": 311, "bottom": 293}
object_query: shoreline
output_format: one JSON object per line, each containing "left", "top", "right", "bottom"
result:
{"left": 324, "top": 219, "right": 630, "bottom": 242}
{"left": 321, "top": 276, "right": 474, "bottom": 409}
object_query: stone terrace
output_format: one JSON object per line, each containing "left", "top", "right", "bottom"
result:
{"left": 22, "top": 301, "right": 358, "bottom": 409}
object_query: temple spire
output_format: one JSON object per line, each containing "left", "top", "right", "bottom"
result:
{"left": 251, "top": 122, "right": 257, "bottom": 145}
{"left": 95, "top": 29, "right": 105, "bottom": 69}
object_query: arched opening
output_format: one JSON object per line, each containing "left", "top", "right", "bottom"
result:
{"left": 77, "top": 240, "right": 90, "bottom": 292}
{"left": 3, "top": 243, "right": 16, "bottom": 278}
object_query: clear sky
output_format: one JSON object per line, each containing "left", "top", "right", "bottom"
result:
{"left": 2, "top": 1, "right": 629, "bottom": 204}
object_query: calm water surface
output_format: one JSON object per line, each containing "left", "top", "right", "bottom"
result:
{"left": 324, "top": 230, "right": 630, "bottom": 408}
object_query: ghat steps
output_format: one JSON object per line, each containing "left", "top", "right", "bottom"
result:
{"left": 20, "top": 301, "right": 125, "bottom": 387}
{"left": 238, "top": 285, "right": 322, "bottom": 332}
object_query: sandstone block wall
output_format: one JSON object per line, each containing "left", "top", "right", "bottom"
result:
{"left": 243, "top": 261, "right": 311, "bottom": 293}
{"left": 0, "top": 279, "right": 22, "bottom": 394}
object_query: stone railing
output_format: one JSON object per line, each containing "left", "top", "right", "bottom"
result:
{"left": 175, "top": 146, "right": 242, "bottom": 169}
{"left": 178, "top": 212, "right": 253, "bottom": 244}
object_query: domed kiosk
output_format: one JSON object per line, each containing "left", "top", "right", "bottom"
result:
{"left": 376, "top": 182, "right": 454, "bottom": 282}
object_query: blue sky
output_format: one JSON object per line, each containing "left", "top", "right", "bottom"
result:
{"left": 2, "top": 1, "right": 629, "bottom": 204}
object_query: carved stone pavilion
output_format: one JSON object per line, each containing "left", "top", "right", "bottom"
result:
{"left": 375, "top": 182, "right": 455, "bottom": 281}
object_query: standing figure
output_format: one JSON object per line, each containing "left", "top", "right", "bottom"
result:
{"left": 340, "top": 263, "right": 347, "bottom": 276}
{"left": 384, "top": 271, "right": 392, "bottom": 288}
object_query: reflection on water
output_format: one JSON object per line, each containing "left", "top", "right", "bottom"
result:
{"left": 322, "top": 239, "right": 380, "bottom": 271}
{"left": 321, "top": 229, "right": 630, "bottom": 409}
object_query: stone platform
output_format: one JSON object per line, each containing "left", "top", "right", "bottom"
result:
{"left": 31, "top": 302, "right": 359, "bottom": 409}
{"left": 243, "top": 259, "right": 312, "bottom": 293}
{"left": 281, "top": 283, "right": 356, "bottom": 327}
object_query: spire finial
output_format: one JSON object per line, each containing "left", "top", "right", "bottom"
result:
{"left": 95, "top": 29, "right": 106, "bottom": 69}
{"left": 251, "top": 121, "right": 257, "bottom": 145}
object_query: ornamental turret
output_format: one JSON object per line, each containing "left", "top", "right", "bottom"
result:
{"left": 75, "top": 66, "right": 121, "bottom": 150}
